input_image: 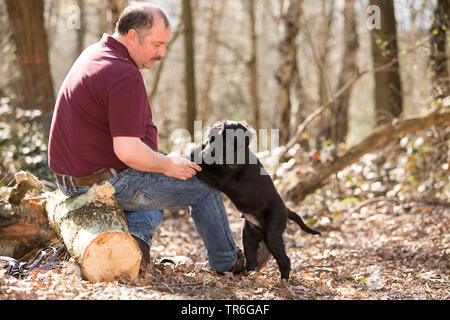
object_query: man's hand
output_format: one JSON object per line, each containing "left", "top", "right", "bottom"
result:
{"left": 165, "top": 153, "right": 202, "bottom": 180}
{"left": 113, "top": 137, "right": 201, "bottom": 180}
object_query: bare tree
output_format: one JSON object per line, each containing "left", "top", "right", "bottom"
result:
{"left": 76, "top": 0, "right": 86, "bottom": 56}
{"left": 4, "top": 0, "right": 55, "bottom": 136}
{"left": 370, "top": 0, "right": 403, "bottom": 125}
{"left": 332, "top": 0, "right": 359, "bottom": 144}
{"left": 182, "top": 0, "right": 197, "bottom": 136}
{"left": 275, "top": 0, "right": 301, "bottom": 145}
{"left": 429, "top": 0, "right": 449, "bottom": 99}
{"left": 246, "top": 0, "right": 261, "bottom": 134}
{"left": 98, "top": 0, "right": 128, "bottom": 37}
{"left": 317, "top": 0, "right": 334, "bottom": 106}
{"left": 199, "top": 0, "right": 227, "bottom": 124}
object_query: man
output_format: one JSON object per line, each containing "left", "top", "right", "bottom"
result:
{"left": 48, "top": 3, "right": 246, "bottom": 274}
{"left": 49, "top": 3, "right": 271, "bottom": 275}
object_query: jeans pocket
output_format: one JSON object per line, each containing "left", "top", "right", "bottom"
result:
{"left": 115, "top": 184, "right": 156, "bottom": 211}
{"left": 107, "top": 175, "right": 128, "bottom": 196}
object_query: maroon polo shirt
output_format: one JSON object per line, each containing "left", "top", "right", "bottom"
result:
{"left": 48, "top": 34, "right": 158, "bottom": 177}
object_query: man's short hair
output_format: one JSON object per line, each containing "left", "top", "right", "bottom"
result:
{"left": 115, "top": 3, "right": 171, "bottom": 36}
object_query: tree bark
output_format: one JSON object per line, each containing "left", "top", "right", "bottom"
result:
{"left": 370, "top": 0, "right": 403, "bottom": 125}
{"left": 182, "top": 0, "right": 197, "bottom": 137}
{"left": 199, "top": 0, "right": 227, "bottom": 124}
{"left": 332, "top": 0, "right": 359, "bottom": 144}
{"left": 275, "top": 0, "right": 301, "bottom": 145}
{"left": 107, "top": 0, "right": 127, "bottom": 32}
{"left": 284, "top": 106, "right": 450, "bottom": 202}
{"left": 76, "top": 0, "right": 86, "bottom": 56}
{"left": 98, "top": 0, "right": 127, "bottom": 37}
{"left": 247, "top": 0, "right": 261, "bottom": 134}
{"left": 317, "top": 0, "right": 334, "bottom": 107}
{"left": 4, "top": 0, "right": 55, "bottom": 136}
{"left": 44, "top": 183, "right": 141, "bottom": 282}
{"left": 429, "top": 0, "right": 450, "bottom": 99}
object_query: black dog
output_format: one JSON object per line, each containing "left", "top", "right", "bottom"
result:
{"left": 190, "top": 120, "right": 320, "bottom": 280}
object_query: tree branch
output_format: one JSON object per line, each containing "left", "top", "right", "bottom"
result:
{"left": 283, "top": 105, "right": 450, "bottom": 202}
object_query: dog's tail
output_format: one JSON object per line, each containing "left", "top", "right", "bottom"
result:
{"left": 288, "top": 209, "right": 321, "bottom": 236}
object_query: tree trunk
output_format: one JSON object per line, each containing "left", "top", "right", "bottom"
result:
{"left": 247, "top": 0, "right": 261, "bottom": 134}
{"left": 199, "top": 0, "right": 227, "bottom": 124}
{"left": 1, "top": 173, "right": 141, "bottom": 283}
{"left": 148, "top": 22, "right": 184, "bottom": 102}
{"left": 285, "top": 106, "right": 450, "bottom": 202}
{"left": 98, "top": 0, "right": 127, "bottom": 37}
{"left": 318, "top": 0, "right": 334, "bottom": 107}
{"left": 332, "top": 0, "right": 359, "bottom": 144}
{"left": 4, "top": 0, "right": 55, "bottom": 136}
{"left": 107, "top": 0, "right": 127, "bottom": 32}
{"left": 429, "top": 0, "right": 450, "bottom": 99}
{"left": 292, "top": 44, "right": 311, "bottom": 152}
{"left": 275, "top": 0, "right": 301, "bottom": 145}
{"left": 182, "top": 0, "right": 197, "bottom": 137}
{"left": 76, "top": 0, "right": 86, "bottom": 56}
{"left": 370, "top": 0, "right": 403, "bottom": 125}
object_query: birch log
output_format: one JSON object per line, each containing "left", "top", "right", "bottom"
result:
{"left": 44, "top": 182, "right": 141, "bottom": 282}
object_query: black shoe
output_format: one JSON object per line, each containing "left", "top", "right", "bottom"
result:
{"left": 256, "top": 242, "right": 271, "bottom": 270}
{"left": 131, "top": 235, "right": 151, "bottom": 266}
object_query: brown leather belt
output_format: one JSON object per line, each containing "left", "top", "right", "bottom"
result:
{"left": 55, "top": 167, "right": 127, "bottom": 188}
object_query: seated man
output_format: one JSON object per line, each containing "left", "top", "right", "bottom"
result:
{"left": 48, "top": 3, "right": 249, "bottom": 273}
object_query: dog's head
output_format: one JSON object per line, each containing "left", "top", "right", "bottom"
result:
{"left": 198, "top": 120, "right": 255, "bottom": 165}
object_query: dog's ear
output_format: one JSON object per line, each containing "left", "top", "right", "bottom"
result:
{"left": 239, "top": 121, "right": 255, "bottom": 149}
{"left": 208, "top": 121, "right": 225, "bottom": 141}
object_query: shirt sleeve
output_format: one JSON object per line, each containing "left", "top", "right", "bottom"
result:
{"left": 107, "top": 71, "right": 149, "bottom": 138}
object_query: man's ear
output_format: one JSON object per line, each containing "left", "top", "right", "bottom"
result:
{"left": 126, "top": 29, "right": 139, "bottom": 47}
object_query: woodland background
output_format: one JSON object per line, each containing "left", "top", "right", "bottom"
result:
{"left": 0, "top": 0, "right": 449, "bottom": 300}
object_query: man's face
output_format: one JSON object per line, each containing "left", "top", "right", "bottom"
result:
{"left": 127, "top": 18, "right": 171, "bottom": 69}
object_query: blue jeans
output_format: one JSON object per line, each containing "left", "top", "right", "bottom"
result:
{"left": 56, "top": 168, "right": 238, "bottom": 272}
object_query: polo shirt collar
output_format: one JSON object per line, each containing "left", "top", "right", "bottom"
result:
{"left": 101, "top": 33, "right": 138, "bottom": 68}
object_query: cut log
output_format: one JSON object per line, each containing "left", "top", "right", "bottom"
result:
{"left": 43, "top": 182, "right": 141, "bottom": 282}
{"left": 1, "top": 172, "right": 142, "bottom": 282}
{"left": 0, "top": 196, "right": 58, "bottom": 259}
{"left": 1, "top": 171, "right": 57, "bottom": 259}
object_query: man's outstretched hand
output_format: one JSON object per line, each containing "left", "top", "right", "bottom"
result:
{"left": 164, "top": 153, "right": 202, "bottom": 180}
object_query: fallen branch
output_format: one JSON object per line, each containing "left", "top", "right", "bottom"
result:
{"left": 280, "top": 67, "right": 368, "bottom": 162}
{"left": 284, "top": 105, "right": 450, "bottom": 202}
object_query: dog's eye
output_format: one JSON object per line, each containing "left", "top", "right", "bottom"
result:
{"left": 210, "top": 136, "right": 216, "bottom": 143}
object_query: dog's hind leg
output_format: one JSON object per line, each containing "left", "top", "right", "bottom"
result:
{"left": 264, "top": 233, "right": 291, "bottom": 280}
{"left": 242, "top": 221, "right": 264, "bottom": 271}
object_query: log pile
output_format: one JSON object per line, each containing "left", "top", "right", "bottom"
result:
{"left": 0, "top": 172, "right": 141, "bottom": 282}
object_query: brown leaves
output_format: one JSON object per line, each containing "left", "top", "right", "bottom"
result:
{"left": 1, "top": 128, "right": 448, "bottom": 299}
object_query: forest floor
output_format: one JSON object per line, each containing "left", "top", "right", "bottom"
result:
{"left": 0, "top": 128, "right": 449, "bottom": 300}
{"left": 1, "top": 185, "right": 448, "bottom": 300}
